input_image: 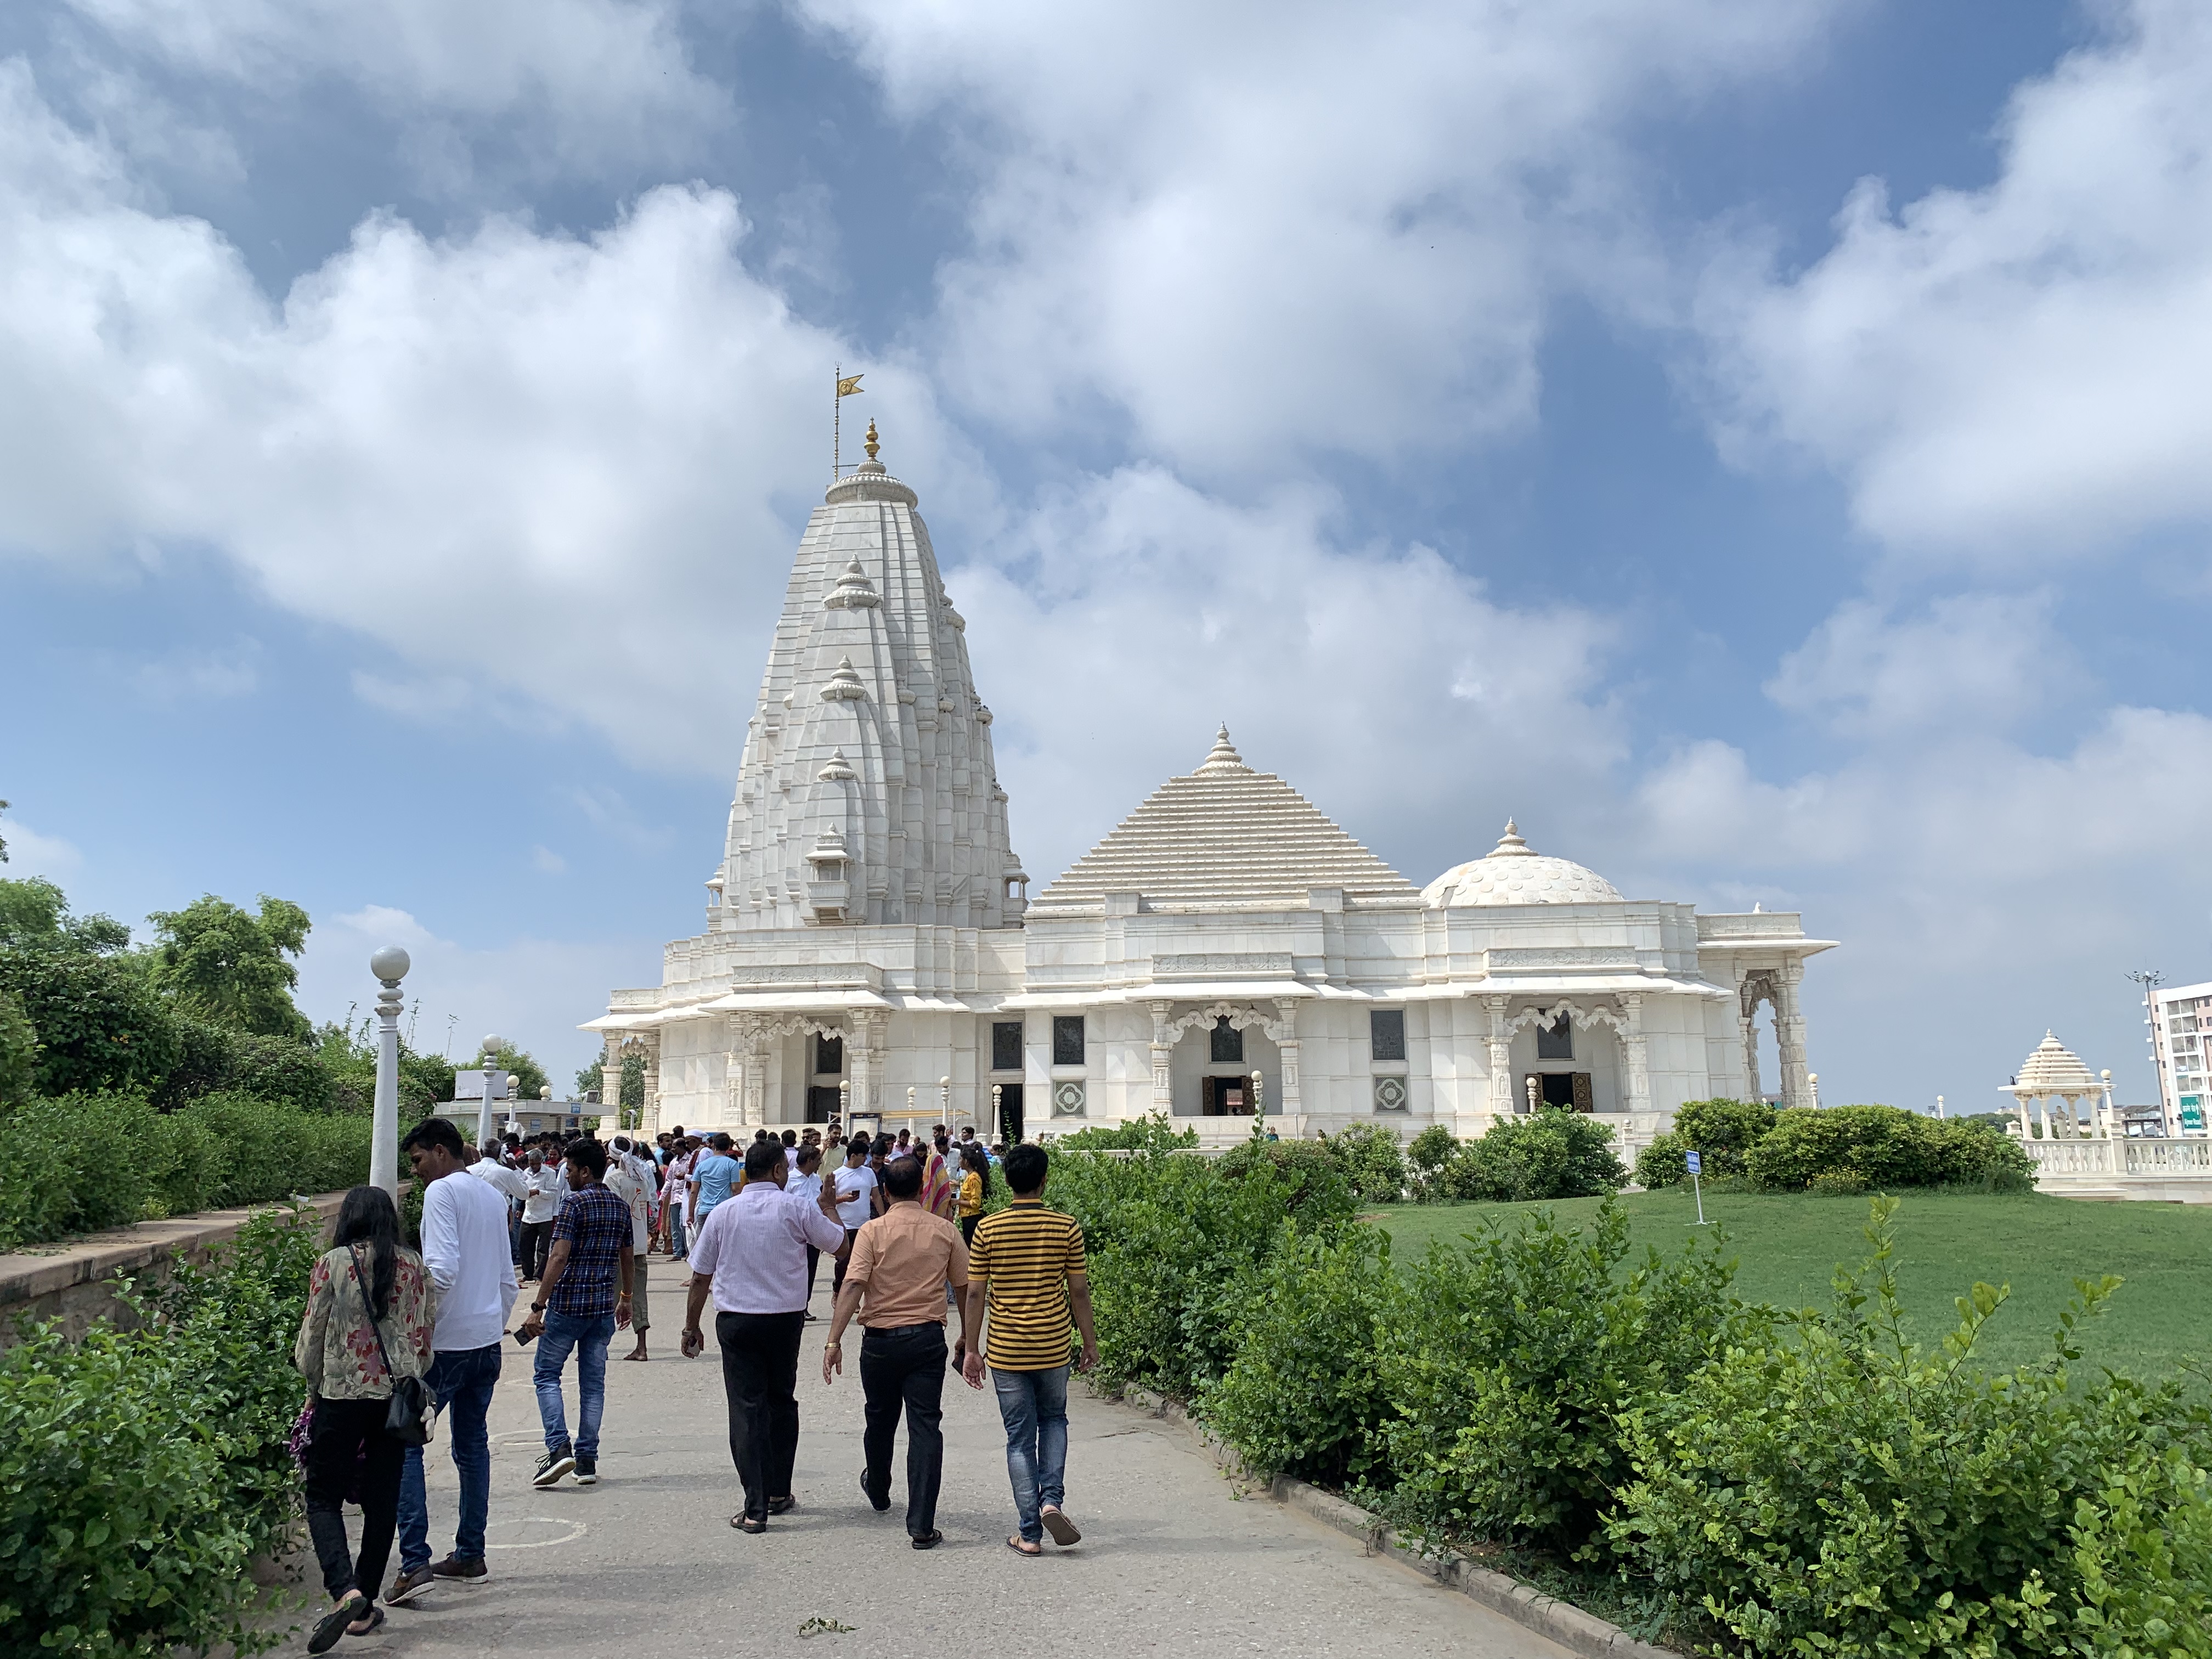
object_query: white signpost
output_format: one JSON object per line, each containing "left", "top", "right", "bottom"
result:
{"left": 1686, "top": 1148, "right": 1707, "bottom": 1226}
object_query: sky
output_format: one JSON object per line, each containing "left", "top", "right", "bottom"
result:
{"left": 2, "top": 0, "right": 2208, "bottom": 1107}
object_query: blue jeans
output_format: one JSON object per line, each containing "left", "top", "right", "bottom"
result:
{"left": 990, "top": 1364, "right": 1070, "bottom": 1543}
{"left": 534, "top": 1310, "right": 615, "bottom": 1458}
{"left": 396, "top": 1342, "right": 501, "bottom": 1573}
{"left": 668, "top": 1205, "right": 687, "bottom": 1260}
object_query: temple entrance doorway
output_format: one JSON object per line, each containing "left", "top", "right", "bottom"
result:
{"left": 997, "top": 1083, "right": 1025, "bottom": 1144}
{"left": 805, "top": 1086, "right": 840, "bottom": 1124}
{"left": 1204, "top": 1075, "right": 1252, "bottom": 1115}
{"left": 1532, "top": 1072, "right": 1595, "bottom": 1111}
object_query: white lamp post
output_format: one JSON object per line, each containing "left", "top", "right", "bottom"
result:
{"left": 368, "top": 947, "right": 410, "bottom": 1198}
{"left": 477, "top": 1035, "right": 505, "bottom": 1148}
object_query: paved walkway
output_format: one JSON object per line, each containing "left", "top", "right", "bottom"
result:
{"left": 364, "top": 1259, "right": 1569, "bottom": 1658}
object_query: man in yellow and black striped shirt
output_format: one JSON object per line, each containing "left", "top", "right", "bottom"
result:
{"left": 960, "top": 1143, "right": 1099, "bottom": 1556}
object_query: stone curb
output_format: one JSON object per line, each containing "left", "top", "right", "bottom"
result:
{"left": 0, "top": 1191, "right": 351, "bottom": 1307}
{"left": 1108, "top": 1384, "right": 1676, "bottom": 1659}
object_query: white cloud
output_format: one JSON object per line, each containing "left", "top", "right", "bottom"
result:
{"left": 1700, "top": 0, "right": 2212, "bottom": 560}
{"left": 952, "top": 466, "right": 1624, "bottom": 885}
{"left": 303, "top": 902, "right": 651, "bottom": 1082}
{"left": 127, "top": 637, "right": 262, "bottom": 700}
{"left": 529, "top": 844, "right": 567, "bottom": 875}
{"left": 1, "top": 817, "right": 86, "bottom": 879}
{"left": 62, "top": 0, "right": 724, "bottom": 177}
{"left": 797, "top": 0, "right": 1846, "bottom": 477}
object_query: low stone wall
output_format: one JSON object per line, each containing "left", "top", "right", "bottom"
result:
{"left": 2025, "top": 1136, "right": 2212, "bottom": 1204}
{"left": 0, "top": 1191, "right": 352, "bottom": 1347}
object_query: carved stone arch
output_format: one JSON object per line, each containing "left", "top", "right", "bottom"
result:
{"left": 1165, "top": 1001, "right": 1294, "bottom": 1043}
{"left": 1504, "top": 998, "right": 1624, "bottom": 1037}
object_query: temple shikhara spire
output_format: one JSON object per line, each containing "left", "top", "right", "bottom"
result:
{"left": 589, "top": 439, "right": 1832, "bottom": 1150}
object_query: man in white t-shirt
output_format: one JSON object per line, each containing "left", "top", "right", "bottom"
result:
{"left": 830, "top": 1136, "right": 878, "bottom": 1297}
{"left": 605, "top": 1137, "right": 655, "bottom": 1362}
{"left": 520, "top": 1149, "right": 562, "bottom": 1283}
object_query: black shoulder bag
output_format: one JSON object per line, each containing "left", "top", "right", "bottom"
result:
{"left": 348, "top": 1245, "right": 435, "bottom": 1447}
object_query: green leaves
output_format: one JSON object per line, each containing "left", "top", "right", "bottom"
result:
{"left": 144, "top": 894, "right": 313, "bottom": 1040}
{"left": 1409, "top": 1109, "right": 1628, "bottom": 1203}
{"left": 0, "top": 1209, "right": 319, "bottom": 1656}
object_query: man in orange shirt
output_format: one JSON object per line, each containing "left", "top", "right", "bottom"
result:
{"left": 822, "top": 1155, "right": 979, "bottom": 1548}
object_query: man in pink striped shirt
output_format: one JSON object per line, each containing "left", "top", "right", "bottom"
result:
{"left": 681, "top": 1140, "right": 846, "bottom": 1532}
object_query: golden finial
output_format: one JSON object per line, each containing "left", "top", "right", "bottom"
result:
{"left": 864, "top": 419, "right": 880, "bottom": 463}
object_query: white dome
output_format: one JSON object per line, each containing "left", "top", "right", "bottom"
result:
{"left": 2013, "top": 1031, "right": 2098, "bottom": 1094}
{"left": 1422, "top": 820, "right": 1622, "bottom": 908}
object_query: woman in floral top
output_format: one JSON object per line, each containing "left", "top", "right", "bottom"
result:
{"left": 292, "top": 1186, "right": 437, "bottom": 1650}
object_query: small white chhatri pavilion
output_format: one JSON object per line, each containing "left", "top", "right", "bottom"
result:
{"left": 587, "top": 437, "right": 1835, "bottom": 1157}
{"left": 2003, "top": 1031, "right": 2115, "bottom": 1139}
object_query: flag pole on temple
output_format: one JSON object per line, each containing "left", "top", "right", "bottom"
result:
{"left": 833, "top": 368, "right": 864, "bottom": 479}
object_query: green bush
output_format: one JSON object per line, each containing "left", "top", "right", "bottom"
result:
{"left": 1407, "top": 1122, "right": 1460, "bottom": 1199}
{"left": 0, "top": 1090, "right": 369, "bottom": 1249}
{"left": 0, "top": 947, "right": 179, "bottom": 1097}
{"left": 1051, "top": 1111, "right": 1198, "bottom": 1151}
{"left": 1637, "top": 1098, "right": 1778, "bottom": 1187}
{"left": 1326, "top": 1122, "right": 1408, "bottom": 1203}
{"left": 1745, "top": 1104, "right": 2033, "bottom": 1193}
{"left": 1458, "top": 1109, "right": 1627, "bottom": 1202}
{"left": 1374, "top": 1199, "right": 1747, "bottom": 1555}
{"left": 1204, "top": 1226, "right": 1395, "bottom": 1486}
{"left": 1606, "top": 1195, "right": 2209, "bottom": 1657}
{"left": 156, "top": 1017, "right": 336, "bottom": 1114}
{"left": 0, "top": 1207, "right": 321, "bottom": 1657}
{"left": 1045, "top": 1142, "right": 1348, "bottom": 1397}
{"left": 0, "top": 988, "right": 35, "bottom": 1107}
{"left": 2067, "top": 1442, "right": 2212, "bottom": 1655}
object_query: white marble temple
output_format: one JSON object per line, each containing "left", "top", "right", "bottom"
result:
{"left": 587, "top": 446, "right": 1835, "bottom": 1159}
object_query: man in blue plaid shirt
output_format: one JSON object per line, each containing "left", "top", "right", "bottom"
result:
{"left": 518, "top": 1137, "right": 635, "bottom": 1488}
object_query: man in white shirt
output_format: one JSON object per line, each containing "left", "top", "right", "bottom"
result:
{"left": 519, "top": 1149, "right": 561, "bottom": 1282}
{"left": 830, "top": 1136, "right": 878, "bottom": 1298}
{"left": 391, "top": 1118, "right": 520, "bottom": 1602}
{"left": 681, "top": 1141, "right": 846, "bottom": 1532}
{"left": 605, "top": 1137, "right": 654, "bottom": 1362}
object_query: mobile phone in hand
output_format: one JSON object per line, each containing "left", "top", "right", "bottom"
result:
{"left": 513, "top": 1328, "right": 537, "bottom": 1346}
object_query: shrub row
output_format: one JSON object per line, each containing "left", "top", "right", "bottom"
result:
{"left": 1056, "top": 1144, "right": 2210, "bottom": 1656}
{"left": 0, "top": 1090, "right": 369, "bottom": 1250}
{"left": 0, "top": 1207, "right": 321, "bottom": 1657}
{"left": 1634, "top": 1098, "right": 2034, "bottom": 1194}
{"left": 1406, "top": 1110, "right": 1627, "bottom": 1202}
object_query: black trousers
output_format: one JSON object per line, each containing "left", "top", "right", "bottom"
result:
{"left": 303, "top": 1396, "right": 404, "bottom": 1602}
{"left": 518, "top": 1220, "right": 554, "bottom": 1280}
{"left": 715, "top": 1310, "right": 806, "bottom": 1521}
{"left": 860, "top": 1324, "right": 947, "bottom": 1537}
{"left": 831, "top": 1228, "right": 861, "bottom": 1293}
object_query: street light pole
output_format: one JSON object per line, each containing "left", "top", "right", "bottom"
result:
{"left": 369, "top": 947, "right": 411, "bottom": 1198}
{"left": 2128, "top": 970, "right": 2168, "bottom": 1136}
{"left": 477, "top": 1034, "right": 505, "bottom": 1149}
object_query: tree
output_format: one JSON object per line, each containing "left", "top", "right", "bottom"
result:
{"left": 0, "top": 877, "right": 132, "bottom": 955}
{"left": 464, "top": 1043, "right": 548, "bottom": 1104}
{"left": 145, "top": 894, "right": 312, "bottom": 1039}
{"left": 0, "top": 987, "right": 36, "bottom": 1107}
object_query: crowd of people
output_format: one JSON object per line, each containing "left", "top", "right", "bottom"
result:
{"left": 287, "top": 1115, "right": 1092, "bottom": 1652}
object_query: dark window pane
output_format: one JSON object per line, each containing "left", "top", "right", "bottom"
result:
{"left": 992, "top": 1020, "right": 1024, "bottom": 1072}
{"left": 815, "top": 1034, "right": 844, "bottom": 1075}
{"left": 1370, "top": 1009, "right": 1406, "bottom": 1063}
{"left": 1052, "top": 1015, "right": 1086, "bottom": 1067}
{"left": 1210, "top": 1016, "right": 1244, "bottom": 1064}
{"left": 1536, "top": 1015, "right": 1573, "bottom": 1060}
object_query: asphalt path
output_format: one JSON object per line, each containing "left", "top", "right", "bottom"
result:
{"left": 334, "top": 1255, "right": 1570, "bottom": 1659}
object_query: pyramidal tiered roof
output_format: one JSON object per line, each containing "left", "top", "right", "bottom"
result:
{"left": 1034, "top": 727, "right": 1417, "bottom": 911}
{"left": 718, "top": 435, "right": 1024, "bottom": 930}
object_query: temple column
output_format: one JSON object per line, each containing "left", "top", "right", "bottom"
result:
{"left": 851, "top": 1010, "right": 884, "bottom": 1116}
{"left": 1738, "top": 973, "right": 1764, "bottom": 1103}
{"left": 742, "top": 1019, "right": 768, "bottom": 1125}
{"left": 600, "top": 1037, "right": 623, "bottom": 1131}
{"left": 1273, "top": 999, "right": 1302, "bottom": 1117}
{"left": 639, "top": 1036, "right": 661, "bottom": 1135}
{"left": 1620, "top": 993, "right": 1650, "bottom": 1114}
{"left": 1775, "top": 962, "right": 1810, "bottom": 1110}
{"left": 1149, "top": 1001, "right": 1173, "bottom": 1115}
{"left": 1484, "top": 995, "right": 1513, "bottom": 1123}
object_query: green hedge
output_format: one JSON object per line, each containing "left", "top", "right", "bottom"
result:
{"left": 1634, "top": 1100, "right": 2034, "bottom": 1194}
{"left": 1406, "top": 1109, "right": 1626, "bottom": 1202}
{"left": 0, "top": 1091, "right": 370, "bottom": 1250}
{"left": 0, "top": 1207, "right": 321, "bottom": 1656}
{"left": 1057, "top": 1143, "right": 2211, "bottom": 1657}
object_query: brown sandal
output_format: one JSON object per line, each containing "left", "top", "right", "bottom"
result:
{"left": 1006, "top": 1534, "right": 1041, "bottom": 1556}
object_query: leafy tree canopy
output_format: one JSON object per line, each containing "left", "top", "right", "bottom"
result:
{"left": 145, "top": 893, "right": 312, "bottom": 1039}
{"left": 0, "top": 876, "right": 133, "bottom": 955}
{"left": 464, "top": 1042, "right": 548, "bottom": 1104}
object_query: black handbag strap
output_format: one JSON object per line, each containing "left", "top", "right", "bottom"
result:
{"left": 346, "top": 1245, "right": 402, "bottom": 1389}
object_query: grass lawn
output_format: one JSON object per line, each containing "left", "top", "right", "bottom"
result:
{"left": 1362, "top": 1188, "right": 2212, "bottom": 1383}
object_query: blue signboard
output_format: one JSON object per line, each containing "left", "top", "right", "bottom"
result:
{"left": 1685, "top": 1149, "right": 1702, "bottom": 1175}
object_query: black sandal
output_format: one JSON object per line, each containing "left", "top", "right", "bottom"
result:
{"left": 730, "top": 1513, "right": 768, "bottom": 1534}
{"left": 346, "top": 1606, "right": 386, "bottom": 1638}
{"left": 309, "top": 1594, "right": 369, "bottom": 1654}
{"left": 767, "top": 1495, "right": 796, "bottom": 1516}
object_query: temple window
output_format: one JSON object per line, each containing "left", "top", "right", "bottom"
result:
{"left": 1537, "top": 1015, "right": 1573, "bottom": 1060}
{"left": 991, "top": 1020, "right": 1023, "bottom": 1072}
{"left": 813, "top": 1034, "right": 844, "bottom": 1075}
{"left": 1210, "top": 1017, "right": 1244, "bottom": 1064}
{"left": 1370, "top": 1009, "right": 1406, "bottom": 1063}
{"left": 1052, "top": 1015, "right": 1086, "bottom": 1067}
